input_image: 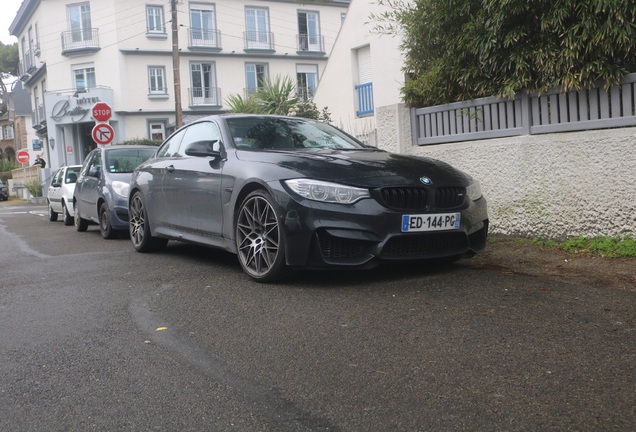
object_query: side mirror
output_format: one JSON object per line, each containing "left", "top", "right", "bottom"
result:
{"left": 51, "top": 182, "right": 61, "bottom": 188}
{"left": 185, "top": 140, "right": 220, "bottom": 158}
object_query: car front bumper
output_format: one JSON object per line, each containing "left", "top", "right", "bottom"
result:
{"left": 270, "top": 183, "right": 489, "bottom": 269}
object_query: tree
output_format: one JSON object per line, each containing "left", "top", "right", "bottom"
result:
{"left": 0, "top": 42, "right": 19, "bottom": 117}
{"left": 225, "top": 75, "right": 331, "bottom": 122}
{"left": 372, "top": 0, "right": 636, "bottom": 106}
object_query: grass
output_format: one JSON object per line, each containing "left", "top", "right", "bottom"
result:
{"left": 488, "top": 234, "right": 636, "bottom": 258}
{"left": 530, "top": 235, "right": 636, "bottom": 258}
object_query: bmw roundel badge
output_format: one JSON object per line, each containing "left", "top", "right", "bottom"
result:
{"left": 419, "top": 176, "right": 432, "bottom": 185}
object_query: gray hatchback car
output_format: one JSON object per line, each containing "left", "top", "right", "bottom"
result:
{"left": 73, "top": 145, "right": 156, "bottom": 238}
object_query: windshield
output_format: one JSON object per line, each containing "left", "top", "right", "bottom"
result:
{"left": 227, "top": 117, "right": 366, "bottom": 150}
{"left": 106, "top": 148, "right": 156, "bottom": 173}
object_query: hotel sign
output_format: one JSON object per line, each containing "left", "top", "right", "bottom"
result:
{"left": 50, "top": 96, "right": 101, "bottom": 123}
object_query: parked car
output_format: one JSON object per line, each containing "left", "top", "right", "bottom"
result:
{"left": 128, "top": 115, "right": 489, "bottom": 282}
{"left": 0, "top": 178, "right": 8, "bottom": 201}
{"left": 47, "top": 165, "right": 82, "bottom": 225}
{"left": 74, "top": 145, "right": 156, "bottom": 238}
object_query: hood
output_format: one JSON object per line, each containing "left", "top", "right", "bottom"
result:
{"left": 235, "top": 148, "right": 470, "bottom": 188}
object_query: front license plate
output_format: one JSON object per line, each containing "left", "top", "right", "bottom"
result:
{"left": 401, "top": 213, "right": 461, "bottom": 232}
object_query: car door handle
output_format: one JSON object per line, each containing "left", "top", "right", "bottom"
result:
{"left": 166, "top": 165, "right": 175, "bottom": 173}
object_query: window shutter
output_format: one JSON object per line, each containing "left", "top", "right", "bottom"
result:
{"left": 357, "top": 46, "right": 371, "bottom": 84}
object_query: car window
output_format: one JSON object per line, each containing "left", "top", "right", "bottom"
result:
{"left": 80, "top": 151, "right": 98, "bottom": 177}
{"left": 156, "top": 128, "right": 187, "bottom": 158}
{"left": 51, "top": 168, "right": 63, "bottom": 186}
{"left": 65, "top": 167, "right": 81, "bottom": 183}
{"left": 86, "top": 152, "right": 102, "bottom": 178}
{"left": 106, "top": 148, "right": 156, "bottom": 173}
{"left": 178, "top": 121, "right": 222, "bottom": 157}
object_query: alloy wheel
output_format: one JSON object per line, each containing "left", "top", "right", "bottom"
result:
{"left": 129, "top": 194, "right": 145, "bottom": 248}
{"left": 236, "top": 194, "right": 282, "bottom": 279}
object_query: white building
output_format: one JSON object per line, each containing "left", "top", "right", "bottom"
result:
{"left": 9, "top": 0, "right": 349, "bottom": 171}
{"left": 312, "top": 0, "right": 407, "bottom": 147}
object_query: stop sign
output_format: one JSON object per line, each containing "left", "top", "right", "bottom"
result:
{"left": 17, "top": 149, "right": 29, "bottom": 163}
{"left": 92, "top": 102, "right": 112, "bottom": 122}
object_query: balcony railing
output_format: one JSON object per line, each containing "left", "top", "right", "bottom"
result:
{"left": 297, "top": 34, "right": 324, "bottom": 53}
{"left": 355, "top": 82, "right": 374, "bottom": 116}
{"left": 146, "top": 25, "right": 166, "bottom": 35}
{"left": 61, "top": 28, "right": 100, "bottom": 56}
{"left": 189, "top": 87, "right": 222, "bottom": 107}
{"left": 244, "top": 32, "right": 274, "bottom": 51}
{"left": 297, "top": 86, "right": 315, "bottom": 101}
{"left": 189, "top": 29, "right": 222, "bottom": 50}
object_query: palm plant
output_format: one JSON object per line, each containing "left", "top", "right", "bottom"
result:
{"left": 254, "top": 75, "right": 298, "bottom": 115}
{"left": 225, "top": 93, "right": 262, "bottom": 114}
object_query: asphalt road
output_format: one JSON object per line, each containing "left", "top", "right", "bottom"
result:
{"left": 1, "top": 201, "right": 634, "bottom": 431}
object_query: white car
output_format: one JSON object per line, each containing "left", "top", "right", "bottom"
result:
{"left": 47, "top": 165, "right": 82, "bottom": 225}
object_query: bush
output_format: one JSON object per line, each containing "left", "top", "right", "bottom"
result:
{"left": 121, "top": 138, "right": 162, "bottom": 146}
{"left": 24, "top": 178, "right": 43, "bottom": 197}
{"left": 0, "top": 159, "right": 17, "bottom": 172}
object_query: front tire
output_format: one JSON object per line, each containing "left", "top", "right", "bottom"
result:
{"left": 99, "top": 203, "right": 117, "bottom": 239}
{"left": 62, "top": 202, "right": 73, "bottom": 226}
{"left": 129, "top": 191, "right": 167, "bottom": 252}
{"left": 74, "top": 201, "right": 88, "bottom": 232}
{"left": 48, "top": 202, "right": 58, "bottom": 222}
{"left": 235, "top": 190, "right": 286, "bottom": 282}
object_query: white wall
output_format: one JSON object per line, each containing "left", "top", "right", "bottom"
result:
{"left": 313, "top": 0, "right": 405, "bottom": 138}
{"left": 377, "top": 104, "right": 636, "bottom": 239}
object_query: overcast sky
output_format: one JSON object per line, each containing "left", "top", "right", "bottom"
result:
{"left": 2, "top": 0, "right": 23, "bottom": 45}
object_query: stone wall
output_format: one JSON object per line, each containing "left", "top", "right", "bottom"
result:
{"left": 377, "top": 104, "right": 636, "bottom": 239}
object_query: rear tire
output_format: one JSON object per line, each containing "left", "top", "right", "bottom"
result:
{"left": 48, "top": 202, "right": 58, "bottom": 222}
{"left": 99, "top": 203, "right": 117, "bottom": 239}
{"left": 74, "top": 201, "right": 88, "bottom": 232}
{"left": 129, "top": 191, "right": 167, "bottom": 252}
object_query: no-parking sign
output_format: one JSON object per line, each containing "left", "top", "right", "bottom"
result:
{"left": 92, "top": 123, "right": 115, "bottom": 145}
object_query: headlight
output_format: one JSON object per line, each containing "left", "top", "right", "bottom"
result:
{"left": 112, "top": 181, "right": 130, "bottom": 198}
{"left": 284, "top": 179, "right": 370, "bottom": 204}
{"left": 466, "top": 179, "right": 482, "bottom": 200}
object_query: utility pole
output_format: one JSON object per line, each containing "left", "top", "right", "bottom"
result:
{"left": 171, "top": 0, "right": 183, "bottom": 129}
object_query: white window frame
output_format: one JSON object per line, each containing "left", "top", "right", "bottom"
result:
{"left": 146, "top": 5, "right": 165, "bottom": 33}
{"left": 67, "top": 3, "right": 92, "bottom": 43}
{"left": 72, "top": 64, "right": 96, "bottom": 90}
{"left": 296, "top": 64, "right": 318, "bottom": 100}
{"left": 245, "top": 7, "right": 271, "bottom": 49}
{"left": 148, "top": 66, "right": 167, "bottom": 95}
{"left": 190, "top": 62, "right": 218, "bottom": 106}
{"left": 245, "top": 63, "right": 268, "bottom": 95}
{"left": 190, "top": 4, "right": 217, "bottom": 46}
{"left": 297, "top": 10, "right": 321, "bottom": 52}
{"left": 149, "top": 121, "right": 167, "bottom": 141}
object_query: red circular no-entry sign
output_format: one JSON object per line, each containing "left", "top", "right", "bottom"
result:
{"left": 92, "top": 123, "right": 115, "bottom": 145}
{"left": 17, "top": 149, "right": 30, "bottom": 163}
{"left": 91, "top": 102, "right": 112, "bottom": 122}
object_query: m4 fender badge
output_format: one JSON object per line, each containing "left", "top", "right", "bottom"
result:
{"left": 419, "top": 176, "right": 432, "bottom": 185}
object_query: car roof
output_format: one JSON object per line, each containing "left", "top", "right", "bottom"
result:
{"left": 101, "top": 145, "right": 157, "bottom": 150}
